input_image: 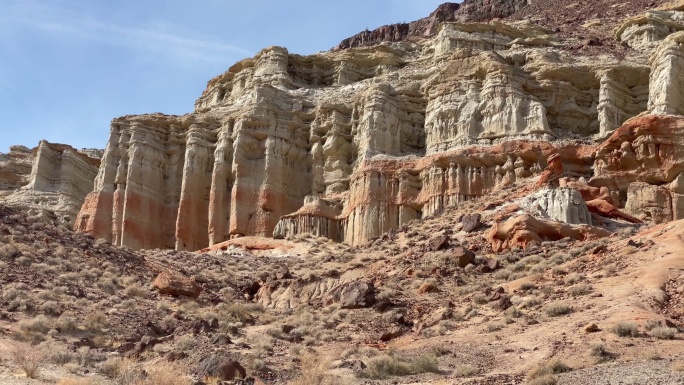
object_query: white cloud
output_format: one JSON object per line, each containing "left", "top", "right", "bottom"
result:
{"left": 1, "top": 0, "right": 252, "bottom": 63}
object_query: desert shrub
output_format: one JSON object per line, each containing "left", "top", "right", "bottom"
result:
{"left": 645, "top": 319, "right": 661, "bottom": 331}
{"left": 650, "top": 327, "right": 677, "bottom": 340}
{"left": 528, "top": 358, "right": 570, "bottom": 381}
{"left": 569, "top": 284, "right": 592, "bottom": 297}
{"left": 455, "top": 364, "right": 477, "bottom": 377}
{"left": 8, "top": 340, "right": 46, "bottom": 378}
{"left": 123, "top": 284, "right": 147, "bottom": 298}
{"left": 519, "top": 282, "right": 537, "bottom": 291}
{"left": 589, "top": 342, "right": 608, "bottom": 357}
{"left": 486, "top": 322, "right": 504, "bottom": 332}
{"left": 611, "top": 321, "right": 639, "bottom": 337}
{"left": 673, "top": 361, "right": 684, "bottom": 372}
{"left": 17, "top": 315, "right": 53, "bottom": 343}
{"left": 361, "top": 355, "right": 413, "bottom": 379}
{"left": 174, "top": 334, "right": 196, "bottom": 351}
{"left": 472, "top": 293, "right": 489, "bottom": 305}
{"left": 39, "top": 300, "right": 61, "bottom": 315}
{"left": 140, "top": 361, "right": 191, "bottom": 385}
{"left": 289, "top": 353, "right": 337, "bottom": 385}
{"left": 42, "top": 341, "right": 75, "bottom": 364}
{"left": 544, "top": 302, "right": 573, "bottom": 317}
{"left": 564, "top": 273, "right": 583, "bottom": 285}
{"left": 411, "top": 355, "right": 439, "bottom": 373}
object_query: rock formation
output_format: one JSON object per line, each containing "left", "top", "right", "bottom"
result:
{"left": 68, "top": 2, "right": 684, "bottom": 250}
{"left": 486, "top": 214, "right": 611, "bottom": 252}
{"left": 0, "top": 141, "right": 101, "bottom": 225}
{"left": 520, "top": 187, "right": 593, "bottom": 225}
{"left": 336, "top": 1, "right": 529, "bottom": 50}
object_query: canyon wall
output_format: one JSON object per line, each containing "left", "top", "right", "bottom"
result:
{"left": 73, "top": 3, "right": 684, "bottom": 250}
{"left": 0, "top": 141, "right": 101, "bottom": 225}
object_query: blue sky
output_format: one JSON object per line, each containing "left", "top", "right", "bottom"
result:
{"left": 0, "top": 0, "right": 449, "bottom": 151}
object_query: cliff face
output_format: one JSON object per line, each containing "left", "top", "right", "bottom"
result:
{"left": 0, "top": 141, "right": 101, "bottom": 225}
{"left": 72, "top": 2, "right": 684, "bottom": 250}
{"left": 336, "top": 1, "right": 529, "bottom": 50}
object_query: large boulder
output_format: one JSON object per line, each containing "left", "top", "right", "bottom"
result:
{"left": 152, "top": 272, "right": 202, "bottom": 298}
{"left": 625, "top": 182, "right": 673, "bottom": 223}
{"left": 197, "top": 355, "right": 246, "bottom": 381}
{"left": 487, "top": 214, "right": 612, "bottom": 252}
{"left": 339, "top": 281, "right": 375, "bottom": 309}
{"left": 520, "top": 187, "right": 593, "bottom": 225}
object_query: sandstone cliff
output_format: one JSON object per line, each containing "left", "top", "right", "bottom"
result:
{"left": 73, "top": 2, "right": 684, "bottom": 250}
{"left": 0, "top": 141, "right": 101, "bottom": 225}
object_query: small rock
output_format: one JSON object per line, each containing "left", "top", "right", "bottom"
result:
{"left": 417, "top": 282, "right": 439, "bottom": 294}
{"left": 428, "top": 235, "right": 450, "bottom": 251}
{"left": 167, "top": 351, "right": 188, "bottom": 361}
{"left": 585, "top": 323, "right": 600, "bottom": 333}
{"left": 198, "top": 356, "right": 246, "bottom": 381}
{"left": 212, "top": 334, "right": 232, "bottom": 345}
{"left": 380, "top": 328, "right": 404, "bottom": 342}
{"left": 453, "top": 247, "right": 476, "bottom": 268}
{"left": 275, "top": 267, "right": 291, "bottom": 280}
{"left": 336, "top": 359, "right": 367, "bottom": 371}
{"left": 487, "top": 259, "right": 500, "bottom": 271}
{"left": 152, "top": 271, "right": 202, "bottom": 298}
{"left": 339, "top": 281, "right": 375, "bottom": 309}
{"left": 462, "top": 214, "right": 482, "bottom": 232}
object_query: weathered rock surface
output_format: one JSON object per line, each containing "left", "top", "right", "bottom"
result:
{"left": 0, "top": 141, "right": 101, "bottom": 225}
{"left": 152, "top": 271, "right": 202, "bottom": 298}
{"left": 520, "top": 187, "right": 593, "bottom": 225}
{"left": 72, "top": 2, "right": 684, "bottom": 250}
{"left": 336, "top": 1, "right": 529, "bottom": 50}
{"left": 487, "top": 214, "right": 611, "bottom": 252}
{"left": 591, "top": 114, "right": 684, "bottom": 221}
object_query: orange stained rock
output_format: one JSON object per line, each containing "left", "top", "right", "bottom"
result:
{"left": 487, "top": 214, "right": 612, "bottom": 252}
{"left": 535, "top": 153, "right": 564, "bottom": 188}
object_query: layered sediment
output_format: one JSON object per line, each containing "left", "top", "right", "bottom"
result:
{"left": 70, "top": 3, "right": 684, "bottom": 250}
{"left": 0, "top": 141, "right": 101, "bottom": 225}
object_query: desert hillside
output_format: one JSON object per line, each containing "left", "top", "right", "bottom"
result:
{"left": 1, "top": 1, "right": 684, "bottom": 384}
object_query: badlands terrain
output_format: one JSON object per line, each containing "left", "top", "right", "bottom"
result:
{"left": 1, "top": 0, "right": 684, "bottom": 384}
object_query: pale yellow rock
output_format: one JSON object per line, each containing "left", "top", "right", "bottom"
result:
{"left": 625, "top": 182, "right": 673, "bottom": 223}
{"left": 0, "top": 141, "right": 101, "bottom": 225}
{"left": 649, "top": 31, "right": 684, "bottom": 115}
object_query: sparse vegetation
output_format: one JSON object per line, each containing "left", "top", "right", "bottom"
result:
{"left": 650, "top": 327, "right": 677, "bottom": 340}
{"left": 527, "top": 358, "right": 571, "bottom": 382}
{"left": 361, "top": 354, "right": 439, "bottom": 379}
{"left": 8, "top": 340, "right": 46, "bottom": 378}
{"left": 611, "top": 321, "right": 639, "bottom": 337}
{"left": 455, "top": 364, "right": 477, "bottom": 378}
{"left": 544, "top": 302, "right": 573, "bottom": 317}
{"left": 589, "top": 342, "right": 608, "bottom": 357}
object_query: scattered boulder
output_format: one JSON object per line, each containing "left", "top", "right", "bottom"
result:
{"left": 339, "top": 281, "right": 375, "bottom": 309}
{"left": 453, "top": 247, "right": 476, "bottom": 267}
{"left": 462, "top": 214, "right": 482, "bottom": 232}
{"left": 152, "top": 271, "right": 202, "bottom": 298}
{"left": 336, "top": 359, "right": 367, "bottom": 371}
{"left": 520, "top": 187, "right": 593, "bottom": 225}
{"left": 198, "top": 355, "right": 246, "bottom": 382}
{"left": 417, "top": 282, "right": 439, "bottom": 294}
{"left": 585, "top": 323, "right": 600, "bottom": 333}
{"left": 428, "top": 234, "right": 450, "bottom": 251}
{"left": 274, "top": 267, "right": 291, "bottom": 280}
{"left": 487, "top": 214, "right": 611, "bottom": 252}
{"left": 380, "top": 327, "right": 405, "bottom": 342}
